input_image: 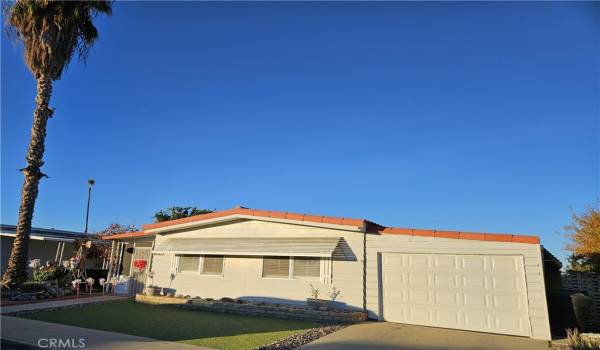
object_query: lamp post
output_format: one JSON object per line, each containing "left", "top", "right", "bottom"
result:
{"left": 84, "top": 179, "right": 95, "bottom": 234}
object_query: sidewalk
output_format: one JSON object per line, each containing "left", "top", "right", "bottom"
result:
{"left": 1, "top": 295, "right": 128, "bottom": 315}
{"left": 1, "top": 316, "right": 211, "bottom": 350}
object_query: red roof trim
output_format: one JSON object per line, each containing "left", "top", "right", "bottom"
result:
{"left": 142, "top": 207, "right": 366, "bottom": 231}
{"left": 132, "top": 206, "right": 540, "bottom": 245}
{"left": 378, "top": 226, "right": 539, "bottom": 244}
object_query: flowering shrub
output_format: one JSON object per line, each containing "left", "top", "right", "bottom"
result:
{"left": 133, "top": 259, "right": 147, "bottom": 271}
{"left": 29, "top": 259, "right": 62, "bottom": 283}
{"left": 28, "top": 259, "right": 41, "bottom": 269}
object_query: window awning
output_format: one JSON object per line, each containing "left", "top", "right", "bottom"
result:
{"left": 152, "top": 237, "right": 343, "bottom": 257}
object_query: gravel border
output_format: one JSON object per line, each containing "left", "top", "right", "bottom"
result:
{"left": 256, "top": 324, "right": 347, "bottom": 350}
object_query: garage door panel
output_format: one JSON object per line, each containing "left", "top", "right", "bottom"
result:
{"left": 408, "top": 289, "right": 430, "bottom": 304}
{"left": 434, "top": 274, "right": 457, "bottom": 288}
{"left": 408, "top": 255, "right": 430, "bottom": 269}
{"left": 464, "top": 310, "right": 492, "bottom": 330}
{"left": 434, "top": 291, "right": 460, "bottom": 307}
{"left": 434, "top": 256, "right": 458, "bottom": 270}
{"left": 435, "top": 309, "right": 461, "bottom": 326}
{"left": 461, "top": 256, "right": 486, "bottom": 270}
{"left": 492, "top": 294, "right": 522, "bottom": 309}
{"left": 408, "top": 307, "right": 433, "bottom": 323}
{"left": 383, "top": 254, "right": 405, "bottom": 267}
{"left": 462, "top": 275, "right": 487, "bottom": 289}
{"left": 493, "top": 312, "right": 525, "bottom": 333}
{"left": 462, "top": 292, "right": 488, "bottom": 308}
{"left": 408, "top": 272, "right": 429, "bottom": 286}
{"left": 491, "top": 256, "right": 521, "bottom": 273}
{"left": 383, "top": 290, "right": 407, "bottom": 303}
{"left": 383, "top": 271, "right": 406, "bottom": 286}
{"left": 492, "top": 276, "right": 520, "bottom": 290}
{"left": 382, "top": 253, "right": 530, "bottom": 337}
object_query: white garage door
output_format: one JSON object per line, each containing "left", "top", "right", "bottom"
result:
{"left": 381, "top": 253, "right": 531, "bottom": 337}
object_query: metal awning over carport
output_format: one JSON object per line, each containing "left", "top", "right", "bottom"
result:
{"left": 152, "top": 237, "right": 343, "bottom": 257}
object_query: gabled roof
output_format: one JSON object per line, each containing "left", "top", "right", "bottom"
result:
{"left": 142, "top": 206, "right": 368, "bottom": 231}
{"left": 103, "top": 206, "right": 540, "bottom": 244}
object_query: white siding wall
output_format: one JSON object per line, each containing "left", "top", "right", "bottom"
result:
{"left": 148, "top": 219, "right": 551, "bottom": 340}
{"left": 151, "top": 220, "right": 365, "bottom": 309}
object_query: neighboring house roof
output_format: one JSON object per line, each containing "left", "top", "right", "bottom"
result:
{"left": 543, "top": 248, "right": 563, "bottom": 269}
{"left": 0, "top": 224, "right": 86, "bottom": 242}
{"left": 103, "top": 206, "right": 540, "bottom": 244}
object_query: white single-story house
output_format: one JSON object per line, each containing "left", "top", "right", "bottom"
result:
{"left": 1, "top": 224, "right": 80, "bottom": 274}
{"left": 104, "top": 206, "right": 552, "bottom": 340}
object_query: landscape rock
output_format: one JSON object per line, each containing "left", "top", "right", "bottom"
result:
{"left": 256, "top": 324, "right": 345, "bottom": 350}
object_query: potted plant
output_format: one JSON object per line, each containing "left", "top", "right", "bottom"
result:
{"left": 144, "top": 284, "right": 161, "bottom": 296}
{"left": 143, "top": 271, "right": 160, "bottom": 296}
{"left": 306, "top": 284, "right": 329, "bottom": 310}
{"left": 328, "top": 286, "right": 346, "bottom": 310}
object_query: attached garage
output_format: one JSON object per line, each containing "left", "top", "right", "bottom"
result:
{"left": 368, "top": 230, "right": 551, "bottom": 341}
{"left": 379, "top": 253, "right": 531, "bottom": 337}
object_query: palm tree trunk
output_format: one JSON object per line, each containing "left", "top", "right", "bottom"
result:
{"left": 1, "top": 76, "right": 53, "bottom": 289}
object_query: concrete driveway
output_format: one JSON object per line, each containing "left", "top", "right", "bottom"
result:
{"left": 300, "top": 322, "right": 549, "bottom": 350}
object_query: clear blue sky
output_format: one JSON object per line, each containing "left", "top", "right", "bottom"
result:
{"left": 2, "top": 2, "right": 598, "bottom": 264}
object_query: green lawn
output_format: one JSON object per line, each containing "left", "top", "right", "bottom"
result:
{"left": 21, "top": 301, "right": 318, "bottom": 350}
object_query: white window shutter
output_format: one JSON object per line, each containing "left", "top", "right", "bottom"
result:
{"left": 320, "top": 258, "right": 332, "bottom": 284}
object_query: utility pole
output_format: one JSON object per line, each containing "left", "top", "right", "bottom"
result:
{"left": 84, "top": 179, "right": 95, "bottom": 234}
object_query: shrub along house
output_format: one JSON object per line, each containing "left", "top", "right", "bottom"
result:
{"left": 104, "top": 206, "right": 552, "bottom": 340}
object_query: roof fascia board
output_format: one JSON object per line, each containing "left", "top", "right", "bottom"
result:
{"left": 144, "top": 214, "right": 363, "bottom": 234}
{"left": 0, "top": 232, "right": 75, "bottom": 242}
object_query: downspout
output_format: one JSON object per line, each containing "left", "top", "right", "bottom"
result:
{"left": 361, "top": 222, "right": 368, "bottom": 312}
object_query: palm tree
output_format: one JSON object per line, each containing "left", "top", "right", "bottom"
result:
{"left": 1, "top": 1, "right": 112, "bottom": 288}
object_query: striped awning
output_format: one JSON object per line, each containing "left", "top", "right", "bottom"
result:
{"left": 152, "top": 237, "right": 342, "bottom": 257}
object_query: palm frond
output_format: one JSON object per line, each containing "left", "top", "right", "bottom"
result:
{"left": 5, "top": 0, "right": 112, "bottom": 80}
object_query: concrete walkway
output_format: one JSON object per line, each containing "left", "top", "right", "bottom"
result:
{"left": 1, "top": 316, "right": 211, "bottom": 350}
{"left": 300, "top": 322, "right": 549, "bottom": 350}
{"left": 1, "top": 295, "right": 128, "bottom": 314}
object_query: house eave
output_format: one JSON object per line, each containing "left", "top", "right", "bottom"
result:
{"left": 144, "top": 214, "right": 364, "bottom": 234}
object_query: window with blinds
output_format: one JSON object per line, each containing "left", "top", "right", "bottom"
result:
{"left": 201, "top": 256, "right": 224, "bottom": 275}
{"left": 262, "top": 256, "right": 290, "bottom": 278}
{"left": 293, "top": 257, "right": 321, "bottom": 279}
{"left": 178, "top": 255, "right": 200, "bottom": 272}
